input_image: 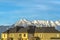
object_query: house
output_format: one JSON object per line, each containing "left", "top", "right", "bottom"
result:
{"left": 1, "top": 26, "right": 60, "bottom": 40}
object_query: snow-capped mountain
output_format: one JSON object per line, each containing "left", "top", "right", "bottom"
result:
{"left": 55, "top": 21, "right": 60, "bottom": 26}
{"left": 14, "top": 19, "right": 32, "bottom": 27}
{"left": 14, "top": 19, "right": 60, "bottom": 27}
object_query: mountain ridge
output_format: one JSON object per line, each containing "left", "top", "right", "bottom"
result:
{"left": 14, "top": 19, "right": 60, "bottom": 27}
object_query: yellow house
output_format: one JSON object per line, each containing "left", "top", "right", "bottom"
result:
{"left": 34, "top": 27, "right": 60, "bottom": 40}
{"left": 1, "top": 26, "right": 28, "bottom": 40}
{"left": 1, "top": 26, "right": 60, "bottom": 40}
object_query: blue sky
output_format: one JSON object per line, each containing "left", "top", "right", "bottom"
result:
{"left": 0, "top": 0, "right": 60, "bottom": 25}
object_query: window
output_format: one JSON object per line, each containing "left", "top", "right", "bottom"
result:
{"left": 18, "top": 38, "right": 22, "bottom": 40}
{"left": 1, "top": 38, "right": 3, "bottom": 40}
{"left": 24, "top": 34, "right": 26, "bottom": 37}
{"left": 4, "top": 34, "right": 5, "bottom": 37}
{"left": 19, "top": 34, "right": 21, "bottom": 37}
{"left": 9, "top": 38, "right": 13, "bottom": 40}
{"left": 35, "top": 37, "right": 40, "bottom": 40}
{"left": 11, "top": 34, "right": 13, "bottom": 36}
{"left": 3, "top": 34, "right": 5, "bottom": 37}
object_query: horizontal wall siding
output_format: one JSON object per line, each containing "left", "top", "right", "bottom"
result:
{"left": 34, "top": 33, "right": 60, "bottom": 40}
{"left": 1, "top": 33, "right": 8, "bottom": 38}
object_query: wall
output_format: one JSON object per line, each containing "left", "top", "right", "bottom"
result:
{"left": 34, "top": 33, "right": 60, "bottom": 40}
{"left": 1, "top": 33, "right": 28, "bottom": 40}
{"left": 1, "top": 33, "right": 8, "bottom": 40}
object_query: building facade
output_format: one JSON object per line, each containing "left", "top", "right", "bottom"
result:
{"left": 1, "top": 26, "right": 60, "bottom": 40}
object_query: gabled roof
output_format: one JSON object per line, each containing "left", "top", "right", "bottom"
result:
{"left": 2, "top": 26, "right": 60, "bottom": 33}
{"left": 18, "top": 28, "right": 27, "bottom": 33}
{"left": 35, "top": 27, "right": 60, "bottom": 33}
{"left": 3, "top": 26, "right": 24, "bottom": 33}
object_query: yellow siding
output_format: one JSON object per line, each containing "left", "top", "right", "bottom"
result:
{"left": 34, "top": 33, "right": 60, "bottom": 40}
{"left": 1, "top": 33, "right": 8, "bottom": 38}
{"left": 1, "top": 33, "right": 28, "bottom": 40}
{"left": 9, "top": 33, "right": 14, "bottom": 38}
{"left": 1, "top": 33, "right": 60, "bottom": 40}
{"left": 22, "top": 33, "right": 28, "bottom": 38}
{"left": 1, "top": 33, "right": 8, "bottom": 40}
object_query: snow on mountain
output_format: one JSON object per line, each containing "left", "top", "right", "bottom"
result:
{"left": 14, "top": 19, "right": 60, "bottom": 27}
{"left": 55, "top": 21, "right": 60, "bottom": 26}
{"left": 14, "top": 19, "right": 32, "bottom": 27}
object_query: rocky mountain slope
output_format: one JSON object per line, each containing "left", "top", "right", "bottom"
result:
{"left": 14, "top": 19, "right": 60, "bottom": 27}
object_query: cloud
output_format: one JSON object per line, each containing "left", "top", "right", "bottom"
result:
{"left": 0, "top": 24, "right": 12, "bottom": 26}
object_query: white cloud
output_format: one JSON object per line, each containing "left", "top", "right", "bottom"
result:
{"left": 0, "top": 24, "right": 12, "bottom": 26}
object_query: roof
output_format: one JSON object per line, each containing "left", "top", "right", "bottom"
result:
{"left": 3, "top": 26, "right": 60, "bottom": 33}
{"left": 3, "top": 26, "right": 24, "bottom": 33}
{"left": 18, "top": 28, "right": 27, "bottom": 33}
{"left": 35, "top": 27, "right": 60, "bottom": 33}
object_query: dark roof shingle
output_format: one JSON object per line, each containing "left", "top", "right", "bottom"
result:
{"left": 3, "top": 26, "right": 60, "bottom": 33}
{"left": 18, "top": 28, "right": 27, "bottom": 33}
{"left": 35, "top": 27, "right": 60, "bottom": 33}
{"left": 3, "top": 26, "right": 24, "bottom": 33}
